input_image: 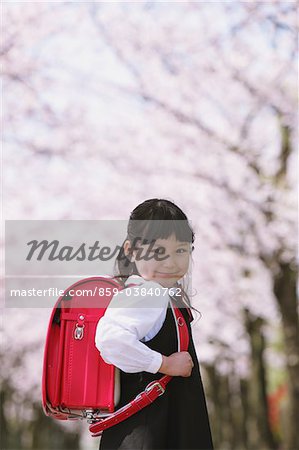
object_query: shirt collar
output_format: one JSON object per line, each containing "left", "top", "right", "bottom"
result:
{"left": 125, "top": 275, "right": 144, "bottom": 286}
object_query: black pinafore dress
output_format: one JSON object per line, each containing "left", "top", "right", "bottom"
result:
{"left": 99, "top": 298, "right": 214, "bottom": 450}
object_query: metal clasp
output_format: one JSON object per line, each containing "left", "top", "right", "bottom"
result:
{"left": 74, "top": 323, "right": 84, "bottom": 340}
{"left": 145, "top": 381, "right": 165, "bottom": 396}
{"left": 177, "top": 317, "right": 184, "bottom": 327}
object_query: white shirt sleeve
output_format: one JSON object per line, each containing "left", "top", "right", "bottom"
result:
{"left": 95, "top": 279, "right": 170, "bottom": 374}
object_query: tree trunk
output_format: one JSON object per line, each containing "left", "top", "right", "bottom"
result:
{"left": 219, "top": 373, "right": 235, "bottom": 449}
{"left": 244, "top": 309, "right": 278, "bottom": 449}
{"left": 204, "top": 364, "right": 222, "bottom": 449}
{"left": 273, "top": 261, "right": 299, "bottom": 450}
{"left": 0, "top": 387, "right": 8, "bottom": 450}
{"left": 239, "top": 377, "right": 250, "bottom": 449}
{"left": 205, "top": 362, "right": 245, "bottom": 449}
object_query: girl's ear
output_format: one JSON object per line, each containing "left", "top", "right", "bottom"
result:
{"left": 123, "top": 240, "right": 131, "bottom": 256}
{"left": 124, "top": 240, "right": 136, "bottom": 261}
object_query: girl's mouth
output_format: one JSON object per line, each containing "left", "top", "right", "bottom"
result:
{"left": 155, "top": 272, "right": 180, "bottom": 278}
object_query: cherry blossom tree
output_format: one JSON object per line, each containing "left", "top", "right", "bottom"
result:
{"left": 2, "top": 2, "right": 297, "bottom": 449}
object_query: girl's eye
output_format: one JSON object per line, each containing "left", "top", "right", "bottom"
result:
{"left": 150, "top": 247, "right": 164, "bottom": 254}
{"left": 176, "top": 248, "right": 188, "bottom": 254}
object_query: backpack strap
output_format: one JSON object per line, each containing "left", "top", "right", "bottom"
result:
{"left": 89, "top": 300, "right": 189, "bottom": 437}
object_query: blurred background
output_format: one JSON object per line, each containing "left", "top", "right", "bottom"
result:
{"left": 1, "top": 2, "right": 298, "bottom": 450}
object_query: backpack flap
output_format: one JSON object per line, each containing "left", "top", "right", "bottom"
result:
{"left": 42, "top": 277, "right": 122, "bottom": 420}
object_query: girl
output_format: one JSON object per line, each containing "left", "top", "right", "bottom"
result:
{"left": 95, "top": 198, "right": 214, "bottom": 450}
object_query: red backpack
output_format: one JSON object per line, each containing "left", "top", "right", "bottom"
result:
{"left": 42, "top": 276, "right": 189, "bottom": 437}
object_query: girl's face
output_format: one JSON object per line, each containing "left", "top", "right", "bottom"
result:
{"left": 125, "top": 233, "right": 191, "bottom": 288}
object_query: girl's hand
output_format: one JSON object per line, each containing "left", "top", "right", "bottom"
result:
{"left": 158, "top": 352, "right": 194, "bottom": 377}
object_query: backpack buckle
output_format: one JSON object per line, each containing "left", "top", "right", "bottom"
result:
{"left": 74, "top": 324, "right": 84, "bottom": 340}
{"left": 145, "top": 381, "right": 165, "bottom": 396}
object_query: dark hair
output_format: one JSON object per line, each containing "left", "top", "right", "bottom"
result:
{"left": 114, "top": 198, "right": 200, "bottom": 318}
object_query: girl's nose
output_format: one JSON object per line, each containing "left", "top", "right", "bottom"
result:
{"left": 161, "top": 255, "right": 177, "bottom": 269}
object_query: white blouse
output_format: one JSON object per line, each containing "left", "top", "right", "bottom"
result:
{"left": 95, "top": 275, "right": 172, "bottom": 374}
